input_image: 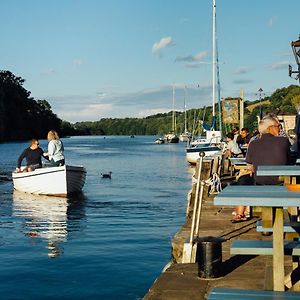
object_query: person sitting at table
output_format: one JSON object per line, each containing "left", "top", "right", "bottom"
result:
{"left": 231, "top": 127, "right": 239, "bottom": 142}
{"left": 225, "top": 132, "right": 243, "bottom": 158}
{"left": 236, "top": 128, "right": 252, "bottom": 148}
{"left": 231, "top": 116, "right": 291, "bottom": 222}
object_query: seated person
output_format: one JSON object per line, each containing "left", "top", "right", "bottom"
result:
{"left": 236, "top": 127, "right": 252, "bottom": 147}
{"left": 16, "top": 139, "right": 48, "bottom": 172}
{"left": 231, "top": 127, "right": 239, "bottom": 141}
{"left": 43, "top": 130, "right": 65, "bottom": 167}
{"left": 225, "top": 132, "right": 243, "bottom": 157}
{"left": 231, "top": 116, "right": 290, "bottom": 222}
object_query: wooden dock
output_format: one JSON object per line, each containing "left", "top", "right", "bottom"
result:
{"left": 143, "top": 159, "right": 299, "bottom": 300}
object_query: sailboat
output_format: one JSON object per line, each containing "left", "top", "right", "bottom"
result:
{"left": 179, "top": 86, "right": 192, "bottom": 142}
{"left": 165, "top": 85, "right": 179, "bottom": 143}
{"left": 186, "top": 0, "right": 224, "bottom": 164}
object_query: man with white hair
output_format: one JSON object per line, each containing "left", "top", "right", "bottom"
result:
{"left": 246, "top": 116, "right": 291, "bottom": 185}
{"left": 231, "top": 116, "right": 290, "bottom": 222}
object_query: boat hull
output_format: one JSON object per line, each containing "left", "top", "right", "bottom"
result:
{"left": 186, "top": 146, "right": 222, "bottom": 164}
{"left": 12, "top": 165, "right": 86, "bottom": 197}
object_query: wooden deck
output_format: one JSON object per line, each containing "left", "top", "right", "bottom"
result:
{"left": 143, "top": 171, "right": 299, "bottom": 299}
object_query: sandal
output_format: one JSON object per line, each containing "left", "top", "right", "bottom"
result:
{"left": 231, "top": 214, "right": 247, "bottom": 223}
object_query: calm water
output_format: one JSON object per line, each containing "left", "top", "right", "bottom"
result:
{"left": 0, "top": 136, "right": 192, "bottom": 300}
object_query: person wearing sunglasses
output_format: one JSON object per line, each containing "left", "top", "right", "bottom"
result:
{"left": 231, "top": 116, "right": 291, "bottom": 223}
{"left": 16, "top": 138, "right": 48, "bottom": 172}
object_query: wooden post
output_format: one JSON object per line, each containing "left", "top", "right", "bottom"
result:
{"left": 239, "top": 89, "right": 244, "bottom": 129}
{"left": 273, "top": 207, "right": 284, "bottom": 291}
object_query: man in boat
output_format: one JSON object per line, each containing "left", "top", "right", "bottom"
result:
{"left": 16, "top": 138, "right": 48, "bottom": 172}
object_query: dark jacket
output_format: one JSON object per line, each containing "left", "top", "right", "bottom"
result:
{"left": 246, "top": 133, "right": 291, "bottom": 185}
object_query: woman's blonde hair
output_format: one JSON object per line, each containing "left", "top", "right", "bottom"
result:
{"left": 47, "top": 130, "right": 59, "bottom": 141}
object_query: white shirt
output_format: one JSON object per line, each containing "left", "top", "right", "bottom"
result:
{"left": 227, "top": 140, "right": 242, "bottom": 155}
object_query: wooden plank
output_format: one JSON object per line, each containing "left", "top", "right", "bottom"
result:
{"left": 222, "top": 185, "right": 285, "bottom": 193}
{"left": 273, "top": 208, "right": 285, "bottom": 291}
{"left": 256, "top": 220, "right": 300, "bottom": 233}
{"left": 261, "top": 207, "right": 273, "bottom": 228}
{"left": 208, "top": 288, "right": 300, "bottom": 299}
{"left": 257, "top": 165, "right": 300, "bottom": 176}
{"left": 230, "top": 240, "right": 300, "bottom": 256}
{"left": 215, "top": 189, "right": 300, "bottom": 207}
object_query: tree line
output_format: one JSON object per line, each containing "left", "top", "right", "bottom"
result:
{"left": 0, "top": 70, "right": 300, "bottom": 142}
{"left": 0, "top": 70, "right": 75, "bottom": 142}
{"left": 74, "top": 84, "right": 300, "bottom": 136}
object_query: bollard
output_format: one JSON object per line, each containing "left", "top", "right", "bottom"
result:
{"left": 195, "top": 236, "right": 224, "bottom": 278}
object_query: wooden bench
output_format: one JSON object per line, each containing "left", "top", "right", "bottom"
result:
{"left": 256, "top": 220, "right": 300, "bottom": 233}
{"left": 208, "top": 287, "right": 300, "bottom": 299}
{"left": 230, "top": 240, "right": 300, "bottom": 256}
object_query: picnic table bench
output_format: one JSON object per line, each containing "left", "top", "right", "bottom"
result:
{"left": 228, "top": 157, "right": 247, "bottom": 176}
{"left": 214, "top": 185, "right": 300, "bottom": 291}
{"left": 208, "top": 287, "right": 300, "bottom": 299}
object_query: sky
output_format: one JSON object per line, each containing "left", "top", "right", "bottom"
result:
{"left": 0, "top": 0, "right": 299, "bottom": 123}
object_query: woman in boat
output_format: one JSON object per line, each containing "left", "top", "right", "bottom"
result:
{"left": 43, "top": 130, "right": 65, "bottom": 167}
{"left": 16, "top": 138, "right": 48, "bottom": 172}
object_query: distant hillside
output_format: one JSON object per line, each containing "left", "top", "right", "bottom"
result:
{"left": 1, "top": 69, "right": 300, "bottom": 141}
{"left": 246, "top": 100, "right": 271, "bottom": 112}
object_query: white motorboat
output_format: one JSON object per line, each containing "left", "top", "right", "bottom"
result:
{"left": 186, "top": 130, "right": 224, "bottom": 164}
{"left": 12, "top": 165, "right": 86, "bottom": 197}
{"left": 186, "top": 143, "right": 223, "bottom": 164}
{"left": 179, "top": 132, "right": 192, "bottom": 142}
{"left": 164, "top": 132, "right": 179, "bottom": 143}
{"left": 154, "top": 137, "right": 165, "bottom": 144}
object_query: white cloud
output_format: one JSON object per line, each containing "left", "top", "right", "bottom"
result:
{"left": 235, "top": 66, "right": 253, "bottom": 74}
{"left": 269, "top": 61, "right": 289, "bottom": 70}
{"left": 41, "top": 68, "right": 55, "bottom": 76}
{"left": 175, "top": 51, "right": 209, "bottom": 68}
{"left": 59, "top": 103, "right": 113, "bottom": 122}
{"left": 268, "top": 17, "right": 277, "bottom": 27}
{"left": 73, "top": 59, "right": 83, "bottom": 66}
{"left": 43, "top": 83, "right": 213, "bottom": 123}
{"left": 137, "top": 108, "right": 170, "bottom": 117}
{"left": 152, "top": 36, "right": 174, "bottom": 56}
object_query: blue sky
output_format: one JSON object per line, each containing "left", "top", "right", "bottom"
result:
{"left": 0, "top": 0, "right": 299, "bottom": 122}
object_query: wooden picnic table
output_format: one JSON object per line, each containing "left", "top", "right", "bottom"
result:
{"left": 257, "top": 165, "right": 300, "bottom": 178}
{"left": 257, "top": 165, "right": 300, "bottom": 218}
{"left": 228, "top": 157, "right": 247, "bottom": 176}
{"left": 214, "top": 185, "right": 300, "bottom": 292}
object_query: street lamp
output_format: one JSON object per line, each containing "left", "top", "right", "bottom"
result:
{"left": 256, "top": 88, "right": 265, "bottom": 119}
{"left": 289, "top": 35, "right": 300, "bottom": 83}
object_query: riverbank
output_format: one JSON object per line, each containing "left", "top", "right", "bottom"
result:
{"left": 143, "top": 158, "right": 296, "bottom": 299}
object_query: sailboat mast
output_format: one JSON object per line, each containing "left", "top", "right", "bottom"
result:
{"left": 172, "top": 85, "right": 175, "bottom": 133}
{"left": 212, "top": 0, "right": 216, "bottom": 118}
{"left": 184, "top": 86, "right": 187, "bottom": 133}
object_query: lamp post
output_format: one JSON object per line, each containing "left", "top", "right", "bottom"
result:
{"left": 289, "top": 35, "right": 300, "bottom": 83}
{"left": 256, "top": 88, "right": 265, "bottom": 119}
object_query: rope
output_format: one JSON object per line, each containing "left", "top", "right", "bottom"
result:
{"left": 204, "top": 173, "right": 222, "bottom": 194}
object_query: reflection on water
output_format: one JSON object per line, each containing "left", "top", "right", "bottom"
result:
{"left": 12, "top": 191, "right": 85, "bottom": 258}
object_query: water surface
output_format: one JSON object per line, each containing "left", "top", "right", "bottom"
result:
{"left": 0, "top": 136, "right": 192, "bottom": 299}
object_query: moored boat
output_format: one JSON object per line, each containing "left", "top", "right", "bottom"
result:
{"left": 164, "top": 133, "right": 179, "bottom": 143}
{"left": 154, "top": 137, "right": 165, "bottom": 144}
{"left": 12, "top": 165, "right": 86, "bottom": 197}
{"left": 186, "top": 143, "right": 223, "bottom": 164}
